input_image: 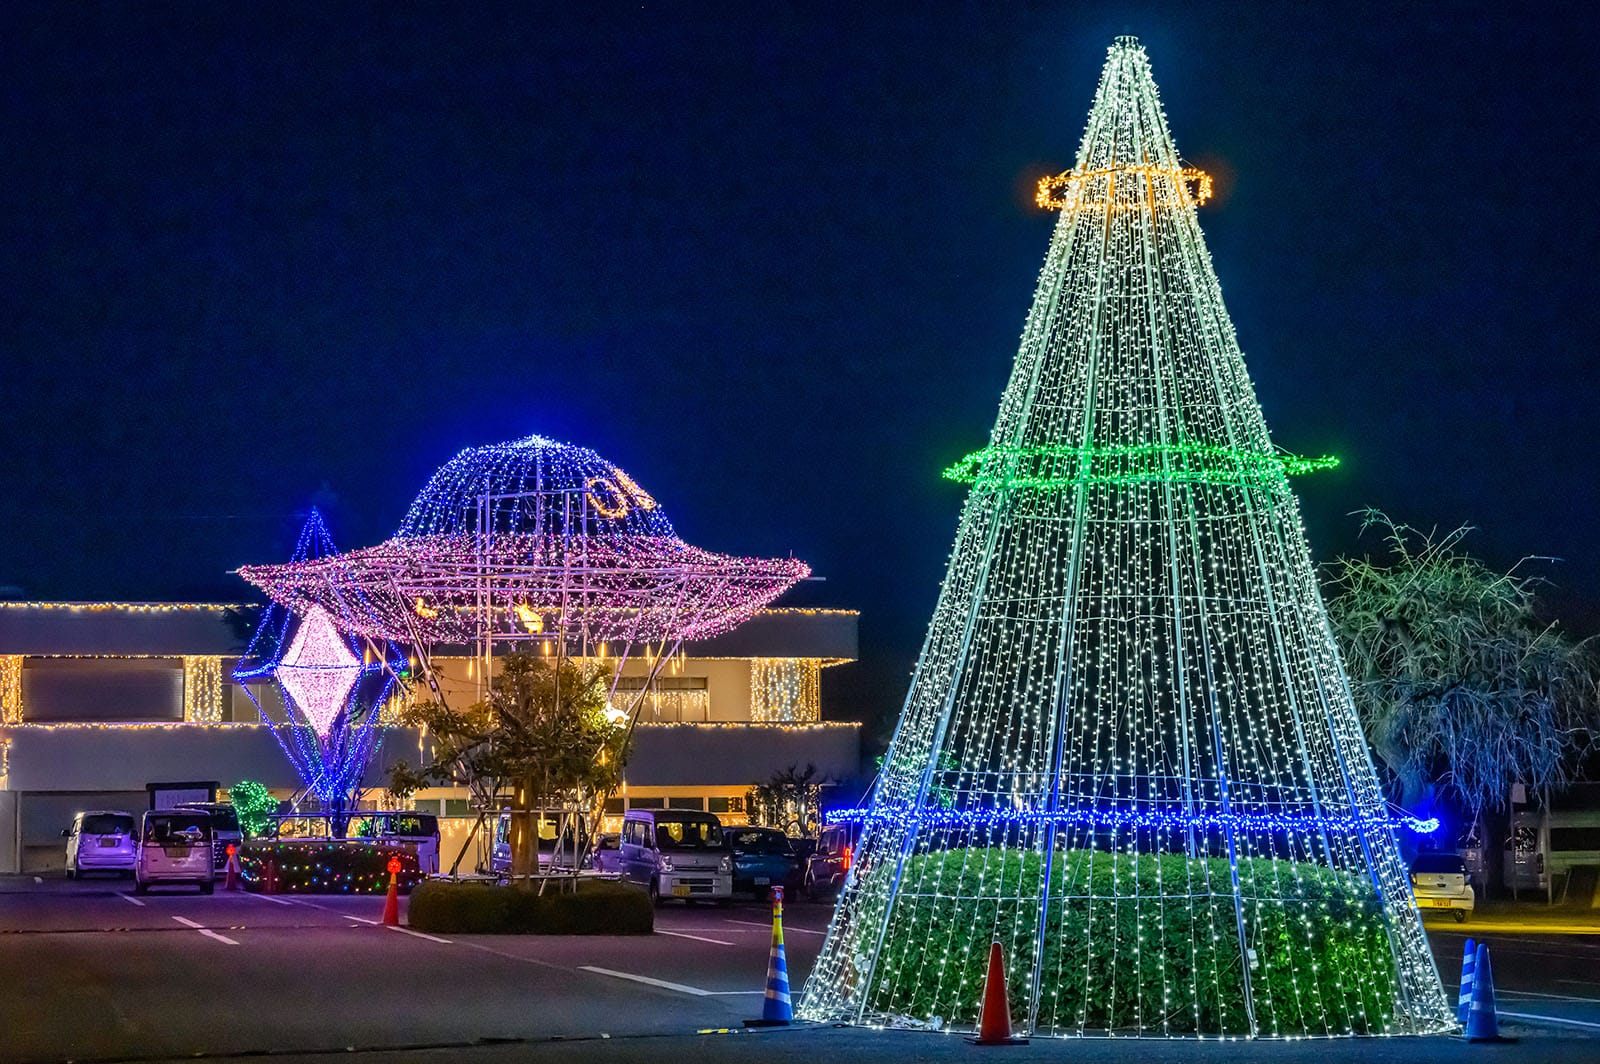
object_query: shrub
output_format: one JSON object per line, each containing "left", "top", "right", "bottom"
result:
{"left": 864, "top": 848, "right": 1398, "bottom": 1036}
{"left": 239, "top": 840, "right": 421, "bottom": 894}
{"left": 408, "top": 878, "right": 653, "bottom": 935}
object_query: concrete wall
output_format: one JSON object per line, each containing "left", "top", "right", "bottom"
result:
{"left": 624, "top": 723, "right": 861, "bottom": 788}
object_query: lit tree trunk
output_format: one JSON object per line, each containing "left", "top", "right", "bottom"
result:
{"left": 510, "top": 776, "right": 538, "bottom": 880}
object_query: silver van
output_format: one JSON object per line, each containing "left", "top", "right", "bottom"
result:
{"left": 618, "top": 809, "right": 732, "bottom": 904}
{"left": 63, "top": 810, "right": 137, "bottom": 878}
{"left": 135, "top": 810, "right": 216, "bottom": 894}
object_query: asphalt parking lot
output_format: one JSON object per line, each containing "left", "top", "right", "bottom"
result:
{"left": 3, "top": 875, "right": 1598, "bottom": 1064}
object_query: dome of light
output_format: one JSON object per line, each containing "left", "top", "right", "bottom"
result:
{"left": 397, "top": 434, "right": 677, "bottom": 540}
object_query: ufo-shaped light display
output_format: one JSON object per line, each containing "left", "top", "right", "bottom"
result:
{"left": 238, "top": 435, "right": 811, "bottom": 648}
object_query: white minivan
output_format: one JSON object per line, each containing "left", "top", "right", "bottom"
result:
{"left": 63, "top": 810, "right": 138, "bottom": 878}
{"left": 135, "top": 810, "right": 216, "bottom": 894}
{"left": 618, "top": 809, "right": 732, "bottom": 905}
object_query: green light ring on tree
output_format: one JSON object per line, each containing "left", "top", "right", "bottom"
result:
{"left": 942, "top": 443, "right": 1338, "bottom": 491}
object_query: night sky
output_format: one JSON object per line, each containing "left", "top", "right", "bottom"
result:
{"left": 4, "top": 3, "right": 1597, "bottom": 743}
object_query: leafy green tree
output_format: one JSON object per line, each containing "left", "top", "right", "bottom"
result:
{"left": 389, "top": 652, "right": 630, "bottom": 880}
{"left": 1324, "top": 512, "right": 1600, "bottom": 825}
{"left": 229, "top": 780, "right": 279, "bottom": 837}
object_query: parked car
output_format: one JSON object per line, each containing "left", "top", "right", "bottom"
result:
{"left": 804, "top": 822, "right": 859, "bottom": 899}
{"left": 174, "top": 802, "right": 244, "bottom": 871}
{"left": 135, "top": 810, "right": 216, "bottom": 894}
{"left": 724, "top": 827, "right": 800, "bottom": 896}
{"left": 1410, "top": 851, "right": 1475, "bottom": 922}
{"left": 619, "top": 809, "right": 732, "bottom": 905}
{"left": 490, "top": 811, "right": 590, "bottom": 875}
{"left": 589, "top": 832, "right": 623, "bottom": 874}
{"left": 63, "top": 810, "right": 138, "bottom": 878}
{"left": 352, "top": 811, "right": 441, "bottom": 874}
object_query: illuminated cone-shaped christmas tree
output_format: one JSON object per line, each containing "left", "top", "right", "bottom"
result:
{"left": 799, "top": 37, "right": 1452, "bottom": 1038}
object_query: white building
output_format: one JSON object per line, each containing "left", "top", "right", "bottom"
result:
{"left": 0, "top": 601, "right": 859, "bottom": 872}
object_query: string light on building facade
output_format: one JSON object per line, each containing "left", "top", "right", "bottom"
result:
{"left": 0, "top": 656, "right": 21, "bottom": 725}
{"left": 798, "top": 37, "right": 1451, "bottom": 1039}
{"left": 750, "top": 658, "right": 822, "bottom": 723}
{"left": 181, "top": 656, "right": 225, "bottom": 723}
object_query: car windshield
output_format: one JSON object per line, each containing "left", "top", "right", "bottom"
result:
{"left": 178, "top": 805, "right": 239, "bottom": 832}
{"left": 655, "top": 818, "right": 725, "bottom": 851}
{"left": 728, "top": 830, "right": 791, "bottom": 854}
{"left": 1412, "top": 853, "right": 1467, "bottom": 874}
{"left": 81, "top": 814, "right": 134, "bottom": 835}
{"left": 386, "top": 814, "right": 436, "bottom": 837}
{"left": 146, "top": 815, "right": 210, "bottom": 843}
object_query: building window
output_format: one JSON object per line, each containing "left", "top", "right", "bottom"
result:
{"left": 604, "top": 798, "right": 625, "bottom": 814}
{"left": 750, "top": 659, "right": 822, "bottom": 722}
{"left": 628, "top": 797, "right": 665, "bottom": 810}
{"left": 413, "top": 799, "right": 442, "bottom": 815}
{"left": 708, "top": 796, "right": 746, "bottom": 815}
{"left": 445, "top": 798, "right": 470, "bottom": 817}
{"left": 668, "top": 797, "right": 705, "bottom": 811}
{"left": 612, "top": 675, "right": 709, "bottom": 722}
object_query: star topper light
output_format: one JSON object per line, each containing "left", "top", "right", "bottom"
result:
{"left": 275, "top": 605, "right": 362, "bottom": 739}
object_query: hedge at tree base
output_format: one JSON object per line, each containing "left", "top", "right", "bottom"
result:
{"left": 239, "top": 840, "right": 422, "bottom": 894}
{"left": 407, "top": 878, "right": 654, "bottom": 935}
{"left": 857, "top": 849, "right": 1403, "bottom": 1037}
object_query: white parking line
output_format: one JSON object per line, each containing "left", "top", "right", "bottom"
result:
{"left": 723, "top": 919, "right": 825, "bottom": 936}
{"left": 1500, "top": 1010, "right": 1600, "bottom": 1030}
{"left": 244, "top": 892, "right": 294, "bottom": 906}
{"left": 386, "top": 925, "right": 450, "bottom": 944}
{"left": 119, "top": 894, "right": 146, "bottom": 907}
{"left": 577, "top": 966, "right": 759, "bottom": 996}
{"left": 655, "top": 929, "right": 735, "bottom": 946}
{"left": 173, "top": 915, "right": 238, "bottom": 946}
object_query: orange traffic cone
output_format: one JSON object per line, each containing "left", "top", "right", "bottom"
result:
{"left": 967, "top": 942, "right": 1028, "bottom": 1045}
{"left": 223, "top": 845, "right": 241, "bottom": 891}
{"left": 381, "top": 856, "right": 401, "bottom": 926}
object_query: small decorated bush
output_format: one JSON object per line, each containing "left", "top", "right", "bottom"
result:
{"left": 239, "top": 840, "right": 421, "bottom": 894}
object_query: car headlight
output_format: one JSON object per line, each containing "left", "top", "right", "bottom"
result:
{"left": 656, "top": 854, "right": 673, "bottom": 873}
{"left": 718, "top": 855, "right": 733, "bottom": 875}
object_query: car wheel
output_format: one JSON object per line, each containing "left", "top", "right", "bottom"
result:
{"left": 133, "top": 881, "right": 148, "bottom": 895}
{"left": 1453, "top": 909, "right": 1467, "bottom": 923}
{"left": 65, "top": 867, "right": 75, "bottom": 880}
{"left": 648, "top": 881, "right": 661, "bottom": 907}
{"left": 199, "top": 881, "right": 214, "bottom": 895}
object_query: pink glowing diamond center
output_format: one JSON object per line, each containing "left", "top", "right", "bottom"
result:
{"left": 276, "top": 606, "right": 361, "bottom": 738}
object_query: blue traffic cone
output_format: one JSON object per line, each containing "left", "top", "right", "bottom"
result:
{"left": 746, "top": 886, "right": 793, "bottom": 1026}
{"left": 1456, "top": 937, "right": 1476, "bottom": 1024}
{"left": 1464, "top": 943, "right": 1517, "bottom": 1042}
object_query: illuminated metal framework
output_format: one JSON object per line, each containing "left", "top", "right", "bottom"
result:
{"left": 799, "top": 37, "right": 1451, "bottom": 1039}
{"left": 238, "top": 435, "right": 811, "bottom": 719}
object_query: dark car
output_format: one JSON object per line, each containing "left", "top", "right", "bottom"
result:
{"left": 723, "top": 827, "right": 800, "bottom": 896}
{"left": 804, "top": 822, "right": 860, "bottom": 899}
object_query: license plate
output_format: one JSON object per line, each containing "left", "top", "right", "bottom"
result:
{"left": 99, "top": 838, "right": 120, "bottom": 847}
{"left": 1419, "top": 898, "right": 1447, "bottom": 907}
{"left": 672, "top": 884, "right": 691, "bottom": 897}
{"left": 754, "top": 877, "right": 770, "bottom": 886}
{"left": 164, "top": 847, "right": 190, "bottom": 858}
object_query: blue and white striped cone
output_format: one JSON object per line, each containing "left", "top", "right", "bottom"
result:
{"left": 1456, "top": 937, "right": 1476, "bottom": 1024}
{"left": 748, "top": 886, "right": 793, "bottom": 1026}
{"left": 1464, "top": 942, "right": 1516, "bottom": 1042}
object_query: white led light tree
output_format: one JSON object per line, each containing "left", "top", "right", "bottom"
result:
{"left": 799, "top": 37, "right": 1452, "bottom": 1038}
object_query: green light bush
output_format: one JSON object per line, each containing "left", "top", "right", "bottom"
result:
{"left": 865, "top": 848, "right": 1398, "bottom": 1036}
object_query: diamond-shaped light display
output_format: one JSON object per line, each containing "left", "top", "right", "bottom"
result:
{"left": 275, "top": 606, "right": 361, "bottom": 738}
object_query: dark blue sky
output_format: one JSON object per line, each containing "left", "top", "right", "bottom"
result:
{"left": 3, "top": 3, "right": 1596, "bottom": 737}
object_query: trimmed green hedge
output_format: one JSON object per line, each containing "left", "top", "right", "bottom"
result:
{"left": 865, "top": 848, "right": 1398, "bottom": 1036}
{"left": 408, "top": 878, "right": 653, "bottom": 935}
